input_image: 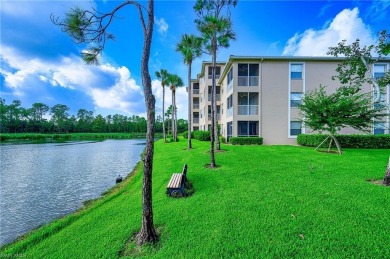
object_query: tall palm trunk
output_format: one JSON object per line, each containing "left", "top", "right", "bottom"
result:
{"left": 137, "top": 0, "right": 158, "bottom": 245}
{"left": 174, "top": 90, "right": 178, "bottom": 141}
{"left": 171, "top": 89, "right": 176, "bottom": 141}
{"left": 162, "top": 85, "right": 166, "bottom": 143}
{"left": 209, "top": 39, "right": 217, "bottom": 168}
{"left": 187, "top": 63, "right": 192, "bottom": 149}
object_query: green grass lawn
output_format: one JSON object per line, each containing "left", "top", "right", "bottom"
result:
{"left": 1, "top": 139, "right": 389, "bottom": 258}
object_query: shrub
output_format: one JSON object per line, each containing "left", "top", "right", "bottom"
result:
{"left": 297, "top": 134, "right": 390, "bottom": 149}
{"left": 193, "top": 130, "right": 211, "bottom": 141}
{"left": 229, "top": 137, "right": 263, "bottom": 145}
{"left": 182, "top": 131, "right": 195, "bottom": 139}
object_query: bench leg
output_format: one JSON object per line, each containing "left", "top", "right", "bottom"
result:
{"left": 171, "top": 190, "right": 183, "bottom": 198}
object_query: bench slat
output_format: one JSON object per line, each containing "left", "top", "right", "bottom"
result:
{"left": 167, "top": 173, "right": 182, "bottom": 188}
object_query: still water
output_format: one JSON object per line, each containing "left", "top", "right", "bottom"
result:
{"left": 0, "top": 139, "right": 145, "bottom": 246}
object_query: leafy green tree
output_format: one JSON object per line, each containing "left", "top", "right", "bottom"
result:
{"left": 50, "top": 104, "right": 70, "bottom": 133}
{"left": 167, "top": 74, "right": 184, "bottom": 142}
{"left": 6, "top": 100, "right": 23, "bottom": 133}
{"left": 76, "top": 109, "right": 94, "bottom": 132}
{"left": 0, "top": 99, "right": 8, "bottom": 132}
{"left": 321, "top": 30, "right": 390, "bottom": 153}
{"left": 52, "top": 0, "right": 157, "bottom": 244}
{"left": 299, "top": 85, "right": 388, "bottom": 154}
{"left": 155, "top": 69, "right": 170, "bottom": 143}
{"left": 328, "top": 30, "right": 390, "bottom": 103}
{"left": 194, "top": 0, "right": 237, "bottom": 166}
{"left": 92, "top": 114, "right": 107, "bottom": 133}
{"left": 28, "top": 103, "right": 49, "bottom": 133}
{"left": 176, "top": 34, "right": 202, "bottom": 149}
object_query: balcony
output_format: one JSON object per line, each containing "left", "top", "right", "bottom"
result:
{"left": 237, "top": 76, "right": 259, "bottom": 87}
{"left": 227, "top": 107, "right": 233, "bottom": 117}
{"left": 193, "top": 104, "right": 199, "bottom": 109}
{"left": 208, "top": 75, "right": 221, "bottom": 80}
{"left": 208, "top": 94, "right": 221, "bottom": 102}
{"left": 227, "top": 80, "right": 233, "bottom": 92}
{"left": 193, "top": 118, "right": 199, "bottom": 124}
{"left": 193, "top": 89, "right": 199, "bottom": 95}
{"left": 237, "top": 105, "right": 259, "bottom": 115}
{"left": 207, "top": 114, "right": 221, "bottom": 121}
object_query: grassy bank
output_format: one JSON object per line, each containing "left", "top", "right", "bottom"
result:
{"left": 0, "top": 132, "right": 163, "bottom": 141}
{"left": 1, "top": 139, "right": 390, "bottom": 258}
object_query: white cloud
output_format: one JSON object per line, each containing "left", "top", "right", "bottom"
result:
{"left": 367, "top": 0, "right": 390, "bottom": 21}
{"left": 151, "top": 79, "right": 188, "bottom": 120}
{"left": 155, "top": 17, "right": 169, "bottom": 36}
{"left": 282, "top": 8, "right": 376, "bottom": 56}
{"left": 1, "top": 45, "right": 146, "bottom": 115}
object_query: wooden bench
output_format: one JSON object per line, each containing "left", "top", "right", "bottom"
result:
{"left": 167, "top": 164, "right": 188, "bottom": 197}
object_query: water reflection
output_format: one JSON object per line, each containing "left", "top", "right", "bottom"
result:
{"left": 0, "top": 139, "right": 145, "bottom": 246}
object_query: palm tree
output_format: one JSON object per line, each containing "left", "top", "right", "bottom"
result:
{"left": 165, "top": 105, "right": 173, "bottom": 136}
{"left": 176, "top": 34, "right": 202, "bottom": 149}
{"left": 155, "top": 69, "right": 170, "bottom": 143}
{"left": 194, "top": 0, "right": 237, "bottom": 166}
{"left": 167, "top": 74, "right": 184, "bottom": 142}
{"left": 53, "top": 1, "right": 158, "bottom": 245}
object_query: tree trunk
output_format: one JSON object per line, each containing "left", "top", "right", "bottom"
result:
{"left": 171, "top": 90, "right": 175, "bottom": 140}
{"left": 173, "top": 90, "right": 177, "bottom": 141}
{"left": 162, "top": 85, "right": 166, "bottom": 143}
{"left": 175, "top": 92, "right": 178, "bottom": 142}
{"left": 212, "top": 43, "right": 220, "bottom": 151}
{"left": 137, "top": 0, "right": 158, "bottom": 245}
{"left": 188, "top": 63, "right": 192, "bottom": 149}
{"left": 384, "top": 157, "right": 390, "bottom": 186}
{"left": 209, "top": 40, "right": 217, "bottom": 168}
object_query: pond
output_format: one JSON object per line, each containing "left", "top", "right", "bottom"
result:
{"left": 0, "top": 139, "right": 145, "bottom": 246}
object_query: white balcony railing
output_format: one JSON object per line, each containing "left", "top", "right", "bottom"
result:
{"left": 207, "top": 114, "right": 221, "bottom": 121}
{"left": 227, "top": 107, "right": 233, "bottom": 117}
{"left": 237, "top": 76, "right": 259, "bottom": 87}
{"left": 208, "top": 94, "right": 221, "bottom": 101}
{"left": 208, "top": 75, "right": 221, "bottom": 79}
{"left": 227, "top": 80, "right": 233, "bottom": 92}
{"left": 237, "top": 105, "right": 259, "bottom": 115}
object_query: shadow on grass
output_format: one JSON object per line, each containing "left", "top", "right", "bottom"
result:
{"left": 119, "top": 227, "right": 165, "bottom": 258}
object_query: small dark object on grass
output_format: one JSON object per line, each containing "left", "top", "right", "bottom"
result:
{"left": 116, "top": 175, "right": 123, "bottom": 184}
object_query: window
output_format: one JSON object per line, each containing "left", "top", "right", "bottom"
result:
{"left": 193, "top": 83, "right": 199, "bottom": 94}
{"left": 290, "top": 92, "right": 303, "bottom": 107}
{"left": 290, "top": 121, "right": 302, "bottom": 136}
{"left": 291, "top": 64, "right": 303, "bottom": 79}
{"left": 374, "top": 121, "right": 385, "bottom": 135}
{"left": 374, "top": 94, "right": 386, "bottom": 109}
{"left": 227, "top": 121, "right": 233, "bottom": 140}
{"left": 238, "top": 64, "right": 259, "bottom": 86}
{"left": 238, "top": 92, "right": 259, "bottom": 115}
{"left": 227, "top": 95, "right": 233, "bottom": 109}
{"left": 208, "top": 66, "right": 221, "bottom": 79}
{"left": 238, "top": 121, "right": 258, "bottom": 136}
{"left": 374, "top": 64, "right": 386, "bottom": 79}
{"left": 227, "top": 68, "right": 233, "bottom": 85}
{"left": 227, "top": 94, "right": 233, "bottom": 117}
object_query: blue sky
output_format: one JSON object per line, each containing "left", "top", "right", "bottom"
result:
{"left": 1, "top": 0, "right": 389, "bottom": 119}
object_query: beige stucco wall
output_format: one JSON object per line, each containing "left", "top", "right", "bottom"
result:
{"left": 193, "top": 58, "right": 390, "bottom": 144}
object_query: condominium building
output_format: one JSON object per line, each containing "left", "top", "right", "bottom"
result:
{"left": 189, "top": 56, "right": 390, "bottom": 145}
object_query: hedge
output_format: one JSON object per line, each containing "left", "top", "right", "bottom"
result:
{"left": 297, "top": 134, "right": 390, "bottom": 149}
{"left": 193, "top": 130, "right": 211, "bottom": 141}
{"left": 182, "top": 131, "right": 195, "bottom": 139}
{"left": 229, "top": 137, "right": 263, "bottom": 145}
